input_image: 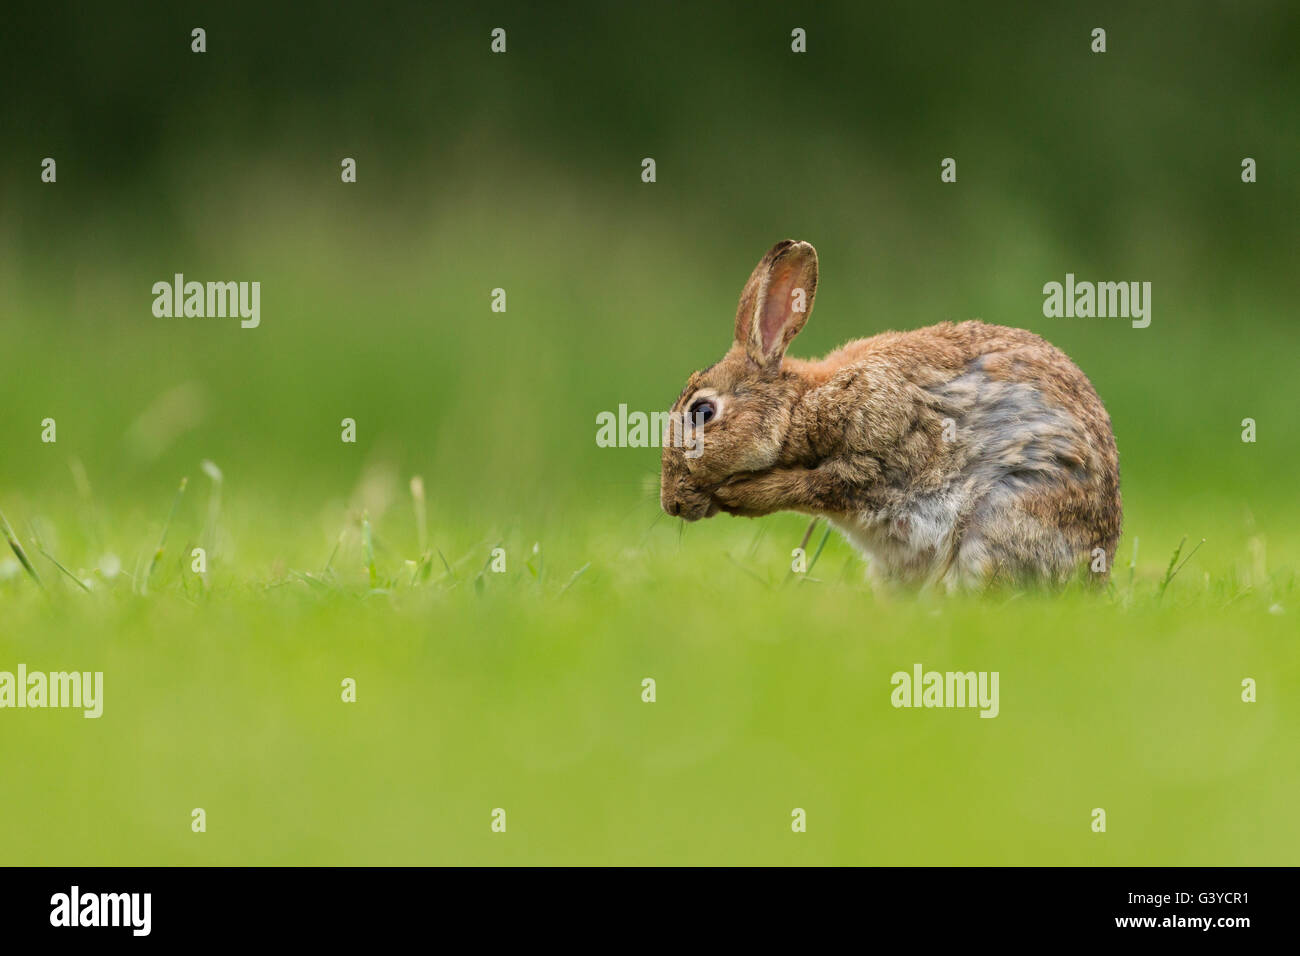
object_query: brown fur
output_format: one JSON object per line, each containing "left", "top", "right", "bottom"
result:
{"left": 660, "top": 240, "right": 1122, "bottom": 590}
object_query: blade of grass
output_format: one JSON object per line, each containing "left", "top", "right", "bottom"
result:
{"left": 802, "top": 524, "right": 833, "bottom": 578}
{"left": 1168, "top": 539, "right": 1205, "bottom": 587}
{"left": 362, "top": 514, "right": 379, "bottom": 588}
{"left": 410, "top": 476, "right": 428, "bottom": 555}
{"left": 436, "top": 547, "right": 455, "bottom": 581}
{"left": 1127, "top": 535, "right": 1139, "bottom": 597}
{"left": 39, "top": 547, "right": 91, "bottom": 593}
{"left": 473, "top": 542, "right": 502, "bottom": 593}
{"left": 0, "top": 507, "right": 44, "bottom": 589}
{"left": 1157, "top": 536, "right": 1186, "bottom": 600}
{"left": 1157, "top": 536, "right": 1205, "bottom": 601}
{"left": 289, "top": 569, "right": 337, "bottom": 593}
{"left": 324, "top": 527, "right": 345, "bottom": 574}
{"left": 559, "top": 561, "right": 591, "bottom": 595}
{"left": 145, "top": 476, "right": 188, "bottom": 591}
{"left": 783, "top": 518, "right": 821, "bottom": 585}
{"left": 200, "top": 460, "right": 223, "bottom": 561}
{"left": 725, "top": 552, "right": 769, "bottom": 588}
{"left": 527, "top": 542, "right": 544, "bottom": 583}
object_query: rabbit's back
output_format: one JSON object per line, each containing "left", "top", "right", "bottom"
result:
{"left": 814, "top": 321, "right": 1121, "bottom": 588}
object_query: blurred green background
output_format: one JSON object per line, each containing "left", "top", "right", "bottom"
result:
{"left": 1, "top": 1, "right": 1296, "bottom": 864}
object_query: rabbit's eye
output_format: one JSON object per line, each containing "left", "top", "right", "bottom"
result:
{"left": 688, "top": 398, "right": 717, "bottom": 424}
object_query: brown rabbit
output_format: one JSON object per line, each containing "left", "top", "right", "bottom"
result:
{"left": 660, "top": 240, "right": 1122, "bottom": 590}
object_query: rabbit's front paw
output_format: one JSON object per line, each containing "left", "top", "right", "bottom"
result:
{"left": 713, "top": 470, "right": 804, "bottom": 517}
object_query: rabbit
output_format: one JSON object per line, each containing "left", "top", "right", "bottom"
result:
{"left": 660, "top": 239, "right": 1122, "bottom": 590}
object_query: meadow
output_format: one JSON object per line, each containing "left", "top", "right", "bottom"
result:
{"left": 1, "top": 229, "right": 1295, "bottom": 864}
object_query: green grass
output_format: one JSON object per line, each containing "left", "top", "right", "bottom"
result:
{"left": 1, "top": 472, "right": 1295, "bottom": 865}
{"left": 2, "top": 224, "right": 1295, "bottom": 863}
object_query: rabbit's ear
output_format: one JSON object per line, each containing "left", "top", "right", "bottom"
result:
{"left": 734, "top": 240, "right": 819, "bottom": 369}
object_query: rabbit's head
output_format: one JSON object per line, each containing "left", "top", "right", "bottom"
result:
{"left": 660, "top": 240, "right": 818, "bottom": 520}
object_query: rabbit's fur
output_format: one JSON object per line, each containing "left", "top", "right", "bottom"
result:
{"left": 660, "top": 240, "right": 1122, "bottom": 590}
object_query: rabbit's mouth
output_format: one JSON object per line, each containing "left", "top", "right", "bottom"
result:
{"left": 661, "top": 477, "right": 721, "bottom": 521}
{"left": 665, "top": 494, "right": 720, "bottom": 521}
{"left": 661, "top": 446, "right": 723, "bottom": 520}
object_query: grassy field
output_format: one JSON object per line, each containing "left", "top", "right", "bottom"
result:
{"left": 2, "top": 203, "right": 1296, "bottom": 865}
{"left": 1, "top": 341, "right": 1296, "bottom": 865}
{"left": 1, "top": 524, "right": 1296, "bottom": 865}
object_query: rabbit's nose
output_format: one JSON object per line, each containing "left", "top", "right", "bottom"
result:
{"left": 666, "top": 498, "right": 681, "bottom": 516}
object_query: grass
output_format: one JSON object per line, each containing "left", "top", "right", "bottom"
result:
{"left": 0, "top": 507, "right": 43, "bottom": 589}
{"left": 0, "top": 470, "right": 1295, "bottom": 865}
{"left": 1, "top": 244, "right": 1294, "bottom": 863}
{"left": 144, "top": 476, "right": 187, "bottom": 595}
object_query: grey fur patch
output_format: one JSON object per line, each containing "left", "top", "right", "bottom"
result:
{"left": 835, "top": 359, "right": 1085, "bottom": 588}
